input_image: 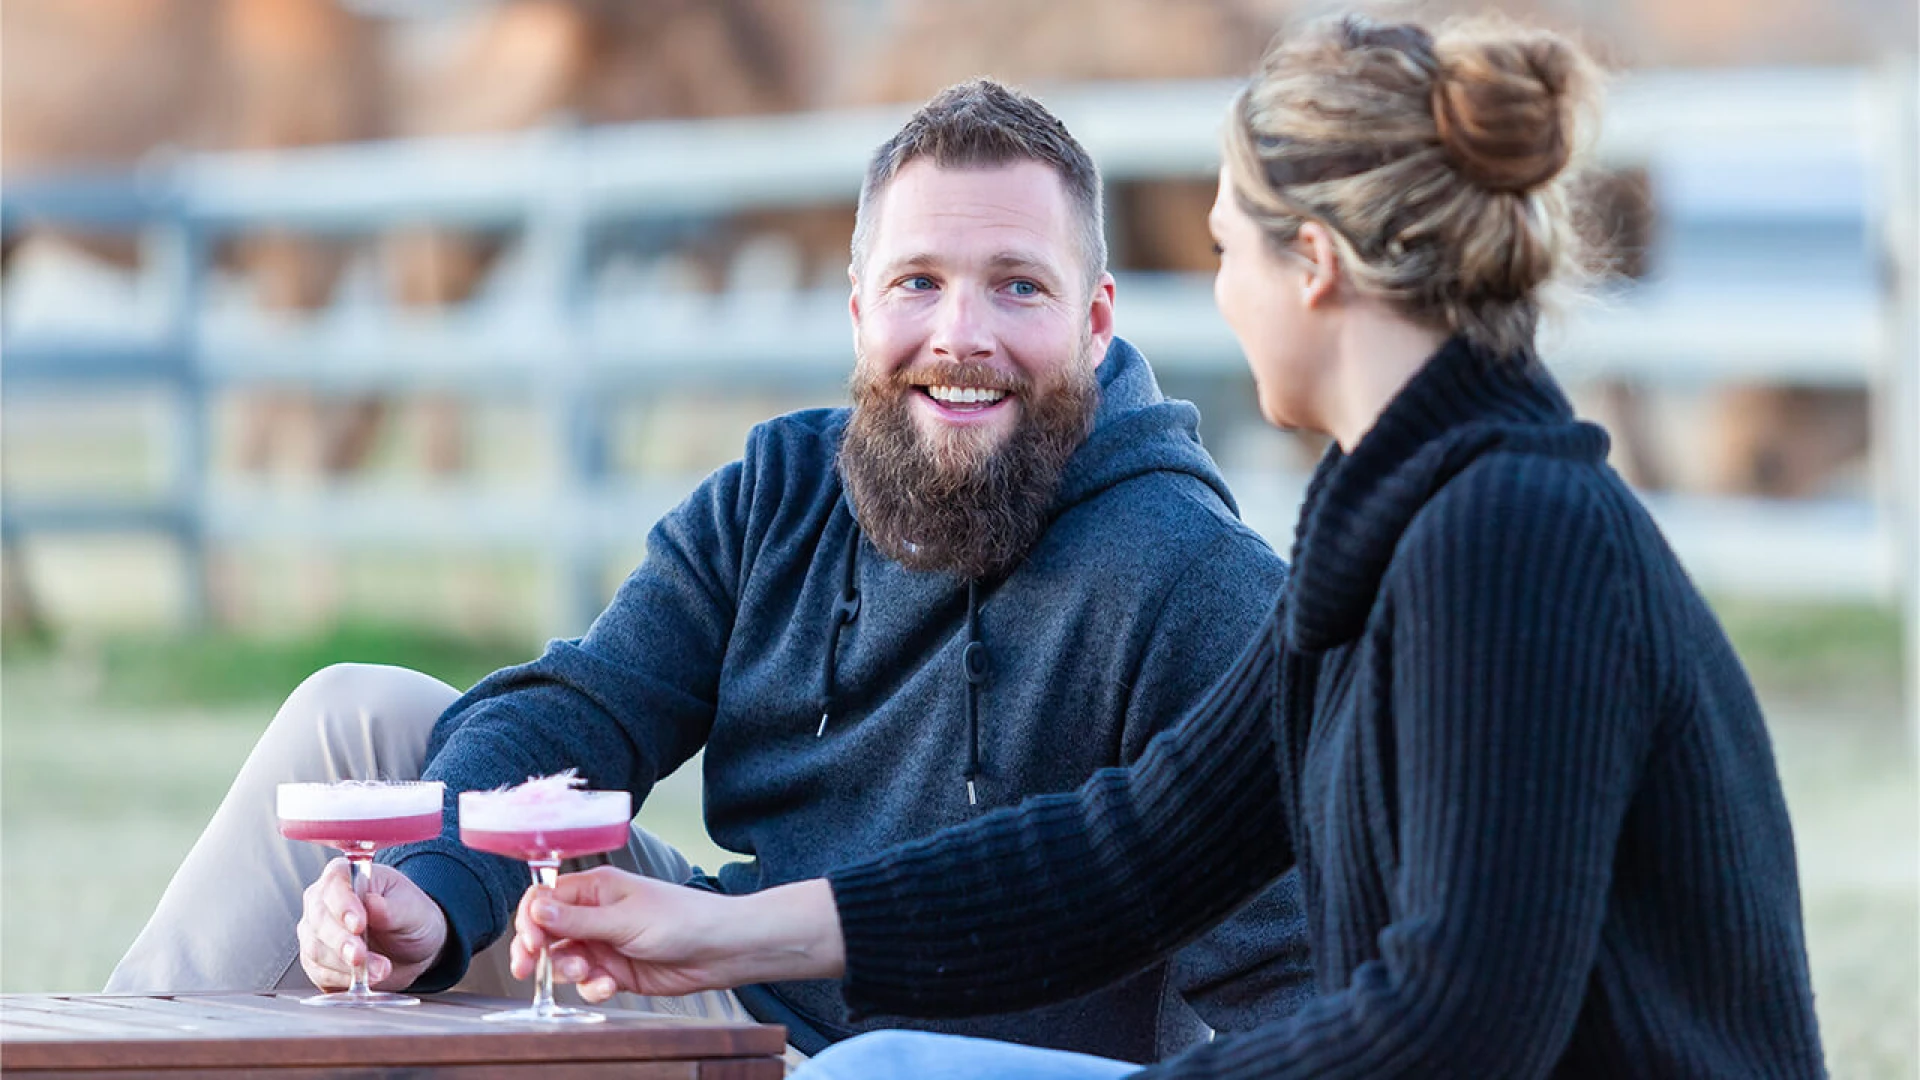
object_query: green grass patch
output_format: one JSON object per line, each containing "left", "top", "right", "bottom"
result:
{"left": 5, "top": 598, "right": 1903, "bottom": 711}
{"left": 6, "top": 622, "right": 536, "bottom": 708}
{"left": 5, "top": 599, "right": 1902, "bottom": 709}
{"left": 1710, "top": 597, "right": 1906, "bottom": 702}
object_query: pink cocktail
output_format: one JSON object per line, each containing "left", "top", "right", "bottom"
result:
{"left": 276, "top": 780, "right": 446, "bottom": 1007}
{"left": 460, "top": 822, "right": 633, "bottom": 863}
{"left": 459, "top": 773, "right": 631, "bottom": 1025}
{"left": 280, "top": 814, "right": 443, "bottom": 850}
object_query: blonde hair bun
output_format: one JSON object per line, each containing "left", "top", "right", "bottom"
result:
{"left": 1431, "top": 21, "right": 1597, "bottom": 195}
{"left": 1223, "top": 13, "right": 1601, "bottom": 358}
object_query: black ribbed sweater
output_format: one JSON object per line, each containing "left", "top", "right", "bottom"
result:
{"left": 826, "top": 339, "right": 1826, "bottom": 1077}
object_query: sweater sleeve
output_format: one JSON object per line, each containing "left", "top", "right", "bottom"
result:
{"left": 388, "top": 433, "right": 761, "bottom": 989}
{"left": 828, "top": 607, "right": 1294, "bottom": 1018}
{"left": 1136, "top": 463, "right": 1649, "bottom": 1079}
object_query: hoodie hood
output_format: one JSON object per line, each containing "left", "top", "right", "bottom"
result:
{"left": 1054, "top": 336, "right": 1241, "bottom": 519}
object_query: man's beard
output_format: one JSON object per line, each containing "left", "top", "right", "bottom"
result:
{"left": 838, "top": 342, "right": 1099, "bottom": 581}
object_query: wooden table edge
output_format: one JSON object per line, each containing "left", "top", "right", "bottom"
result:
{"left": 0, "top": 993, "right": 787, "bottom": 1071}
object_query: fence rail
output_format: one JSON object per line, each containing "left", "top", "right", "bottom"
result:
{"left": 3, "top": 69, "right": 1915, "bottom": 677}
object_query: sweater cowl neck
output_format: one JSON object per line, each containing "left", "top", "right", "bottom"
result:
{"left": 1283, "top": 336, "right": 1605, "bottom": 652}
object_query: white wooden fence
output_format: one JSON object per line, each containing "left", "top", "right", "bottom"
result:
{"left": 3, "top": 69, "right": 1915, "bottom": 708}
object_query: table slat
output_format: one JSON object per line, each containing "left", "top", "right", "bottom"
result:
{"left": 1, "top": 1064, "right": 711, "bottom": 1080}
{"left": 1, "top": 993, "right": 784, "bottom": 1077}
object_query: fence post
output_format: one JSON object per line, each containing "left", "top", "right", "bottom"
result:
{"left": 528, "top": 123, "right": 605, "bottom": 638}
{"left": 1877, "top": 61, "right": 1920, "bottom": 739}
{"left": 0, "top": 202, "right": 46, "bottom": 639}
{"left": 148, "top": 186, "right": 211, "bottom": 627}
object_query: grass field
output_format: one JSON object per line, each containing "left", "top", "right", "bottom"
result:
{"left": 0, "top": 630, "right": 729, "bottom": 996}
{"left": 1, "top": 609, "right": 1914, "bottom": 1075}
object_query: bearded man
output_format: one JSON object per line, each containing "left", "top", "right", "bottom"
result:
{"left": 108, "top": 80, "right": 1311, "bottom": 1065}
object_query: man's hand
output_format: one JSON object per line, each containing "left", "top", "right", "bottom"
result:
{"left": 510, "top": 867, "right": 844, "bottom": 1003}
{"left": 298, "top": 858, "right": 448, "bottom": 991}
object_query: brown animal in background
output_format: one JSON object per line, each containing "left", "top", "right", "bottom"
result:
{"left": 1572, "top": 165, "right": 1672, "bottom": 492}
{"left": 838, "top": 0, "right": 1280, "bottom": 277}
{"left": 843, "top": 0, "right": 1276, "bottom": 100}
{"left": 377, "top": 0, "right": 833, "bottom": 473}
{"left": 388, "top": 0, "right": 828, "bottom": 307}
{"left": 1706, "top": 387, "right": 1870, "bottom": 498}
{"left": 2, "top": 0, "right": 387, "bottom": 477}
{"left": 217, "top": 0, "right": 389, "bottom": 476}
{"left": 1568, "top": 164, "right": 1869, "bottom": 499}
{"left": 2, "top": 0, "right": 215, "bottom": 264}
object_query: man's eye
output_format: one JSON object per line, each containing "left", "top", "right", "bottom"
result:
{"left": 902, "top": 275, "right": 936, "bottom": 291}
{"left": 1008, "top": 280, "right": 1040, "bottom": 297}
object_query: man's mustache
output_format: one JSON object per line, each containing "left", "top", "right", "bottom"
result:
{"left": 881, "top": 360, "right": 1028, "bottom": 396}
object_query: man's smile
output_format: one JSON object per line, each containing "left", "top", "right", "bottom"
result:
{"left": 911, "top": 385, "right": 1017, "bottom": 428}
{"left": 916, "top": 383, "right": 1015, "bottom": 420}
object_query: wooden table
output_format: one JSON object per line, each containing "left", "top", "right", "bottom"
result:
{"left": 0, "top": 991, "right": 787, "bottom": 1078}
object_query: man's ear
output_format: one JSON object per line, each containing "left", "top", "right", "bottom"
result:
{"left": 848, "top": 267, "right": 862, "bottom": 328}
{"left": 1087, "top": 272, "right": 1117, "bottom": 366}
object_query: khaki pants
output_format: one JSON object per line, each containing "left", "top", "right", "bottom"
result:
{"left": 106, "top": 663, "right": 774, "bottom": 1037}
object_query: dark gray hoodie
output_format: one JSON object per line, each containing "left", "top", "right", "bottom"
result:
{"left": 391, "top": 338, "right": 1312, "bottom": 1060}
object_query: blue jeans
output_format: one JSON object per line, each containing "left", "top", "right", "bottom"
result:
{"left": 795, "top": 1031, "right": 1142, "bottom": 1080}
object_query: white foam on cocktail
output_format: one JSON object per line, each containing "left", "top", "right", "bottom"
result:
{"left": 459, "top": 771, "right": 630, "bottom": 831}
{"left": 277, "top": 780, "right": 445, "bottom": 821}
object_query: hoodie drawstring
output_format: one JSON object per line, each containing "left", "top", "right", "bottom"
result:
{"left": 962, "top": 579, "right": 989, "bottom": 807}
{"left": 813, "top": 524, "right": 989, "bottom": 811}
{"left": 817, "top": 525, "right": 862, "bottom": 737}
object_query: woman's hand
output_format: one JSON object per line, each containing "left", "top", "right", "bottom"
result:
{"left": 511, "top": 866, "right": 845, "bottom": 1003}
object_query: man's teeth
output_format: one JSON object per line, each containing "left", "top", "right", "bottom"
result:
{"left": 926, "top": 385, "right": 1008, "bottom": 406}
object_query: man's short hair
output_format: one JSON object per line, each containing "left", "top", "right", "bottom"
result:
{"left": 851, "top": 78, "right": 1107, "bottom": 291}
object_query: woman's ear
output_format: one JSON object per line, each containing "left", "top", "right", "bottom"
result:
{"left": 1294, "top": 221, "right": 1340, "bottom": 308}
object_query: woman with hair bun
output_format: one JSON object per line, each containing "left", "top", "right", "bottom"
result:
{"left": 511, "top": 14, "right": 1826, "bottom": 1077}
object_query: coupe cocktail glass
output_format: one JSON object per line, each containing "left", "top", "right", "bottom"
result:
{"left": 459, "top": 772, "right": 631, "bottom": 1024}
{"left": 275, "top": 780, "right": 445, "bottom": 1006}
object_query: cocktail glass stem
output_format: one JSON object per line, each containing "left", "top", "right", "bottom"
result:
{"left": 298, "top": 846, "right": 417, "bottom": 1006}
{"left": 345, "top": 851, "right": 377, "bottom": 1001}
{"left": 481, "top": 856, "right": 602, "bottom": 1023}
{"left": 528, "top": 860, "right": 562, "bottom": 1018}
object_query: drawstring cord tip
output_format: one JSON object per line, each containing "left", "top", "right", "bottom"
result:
{"left": 966, "top": 779, "right": 977, "bottom": 806}
{"left": 817, "top": 712, "right": 829, "bottom": 738}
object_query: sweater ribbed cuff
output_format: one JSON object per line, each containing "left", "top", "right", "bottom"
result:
{"left": 825, "top": 862, "right": 915, "bottom": 1019}
{"left": 388, "top": 850, "right": 497, "bottom": 994}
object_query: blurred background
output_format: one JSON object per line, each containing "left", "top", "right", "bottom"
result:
{"left": 1, "top": 0, "right": 1915, "bottom": 1073}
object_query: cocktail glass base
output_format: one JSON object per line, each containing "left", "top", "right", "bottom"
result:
{"left": 300, "top": 990, "right": 421, "bottom": 1008}
{"left": 482, "top": 1004, "right": 607, "bottom": 1025}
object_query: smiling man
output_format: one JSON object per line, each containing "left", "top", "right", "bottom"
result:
{"left": 842, "top": 153, "right": 1109, "bottom": 583}
{"left": 110, "top": 79, "right": 1311, "bottom": 1065}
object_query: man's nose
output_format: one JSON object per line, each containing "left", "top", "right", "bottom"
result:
{"left": 928, "top": 289, "right": 994, "bottom": 362}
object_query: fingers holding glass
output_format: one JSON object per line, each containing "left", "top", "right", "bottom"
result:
{"left": 277, "top": 781, "right": 444, "bottom": 1007}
